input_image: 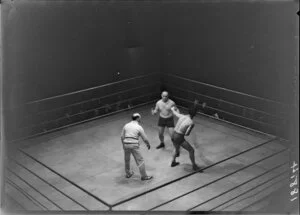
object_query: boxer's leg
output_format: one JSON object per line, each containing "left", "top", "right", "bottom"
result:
{"left": 166, "top": 116, "right": 175, "bottom": 137}
{"left": 171, "top": 143, "right": 181, "bottom": 167}
{"left": 181, "top": 140, "right": 202, "bottom": 171}
{"left": 168, "top": 127, "right": 180, "bottom": 156}
{"left": 171, "top": 133, "right": 181, "bottom": 167}
{"left": 156, "top": 126, "right": 165, "bottom": 149}
{"left": 168, "top": 127, "right": 174, "bottom": 137}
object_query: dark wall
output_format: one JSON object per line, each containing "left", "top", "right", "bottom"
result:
{"left": 3, "top": 1, "right": 163, "bottom": 140}
{"left": 3, "top": 1, "right": 298, "bottom": 140}
{"left": 3, "top": 1, "right": 163, "bottom": 106}
{"left": 161, "top": 1, "right": 298, "bottom": 138}
{"left": 162, "top": 2, "right": 296, "bottom": 104}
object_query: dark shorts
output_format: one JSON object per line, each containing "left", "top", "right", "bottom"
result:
{"left": 171, "top": 131, "right": 185, "bottom": 146}
{"left": 158, "top": 116, "right": 174, "bottom": 128}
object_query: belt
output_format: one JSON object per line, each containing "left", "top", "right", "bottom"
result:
{"left": 124, "top": 137, "right": 139, "bottom": 140}
{"left": 123, "top": 137, "right": 139, "bottom": 144}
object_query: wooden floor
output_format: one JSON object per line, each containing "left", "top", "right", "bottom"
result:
{"left": 4, "top": 104, "right": 290, "bottom": 212}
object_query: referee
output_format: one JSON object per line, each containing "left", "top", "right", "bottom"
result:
{"left": 121, "top": 113, "right": 153, "bottom": 181}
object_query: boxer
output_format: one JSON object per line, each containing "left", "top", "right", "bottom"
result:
{"left": 170, "top": 104, "right": 201, "bottom": 171}
{"left": 151, "top": 91, "right": 176, "bottom": 149}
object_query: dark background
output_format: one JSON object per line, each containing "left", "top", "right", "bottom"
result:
{"left": 161, "top": 2, "right": 296, "bottom": 104}
{"left": 3, "top": 1, "right": 163, "bottom": 104}
{"left": 2, "top": 0, "right": 298, "bottom": 141}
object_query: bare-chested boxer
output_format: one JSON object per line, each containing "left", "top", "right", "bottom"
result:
{"left": 151, "top": 91, "right": 176, "bottom": 149}
{"left": 170, "top": 104, "right": 201, "bottom": 171}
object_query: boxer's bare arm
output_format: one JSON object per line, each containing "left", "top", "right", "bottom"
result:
{"left": 151, "top": 102, "right": 160, "bottom": 115}
{"left": 171, "top": 106, "right": 182, "bottom": 118}
{"left": 171, "top": 101, "right": 180, "bottom": 113}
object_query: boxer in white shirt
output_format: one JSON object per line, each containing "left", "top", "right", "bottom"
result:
{"left": 151, "top": 91, "right": 176, "bottom": 149}
{"left": 170, "top": 104, "right": 201, "bottom": 171}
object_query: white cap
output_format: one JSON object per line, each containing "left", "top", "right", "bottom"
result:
{"left": 132, "top": 113, "right": 141, "bottom": 119}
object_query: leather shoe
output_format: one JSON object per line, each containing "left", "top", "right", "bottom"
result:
{"left": 141, "top": 176, "right": 153, "bottom": 181}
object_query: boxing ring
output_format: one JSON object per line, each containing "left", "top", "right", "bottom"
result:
{"left": 4, "top": 104, "right": 290, "bottom": 212}
{"left": 2, "top": 0, "right": 297, "bottom": 212}
{"left": 3, "top": 73, "right": 293, "bottom": 212}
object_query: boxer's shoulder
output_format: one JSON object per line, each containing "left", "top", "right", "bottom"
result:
{"left": 168, "top": 99, "right": 175, "bottom": 105}
{"left": 157, "top": 99, "right": 163, "bottom": 105}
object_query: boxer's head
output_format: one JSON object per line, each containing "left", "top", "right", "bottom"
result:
{"left": 161, "top": 91, "right": 169, "bottom": 102}
{"left": 132, "top": 113, "right": 141, "bottom": 122}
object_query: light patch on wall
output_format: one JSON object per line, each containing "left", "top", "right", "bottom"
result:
{"left": 125, "top": 46, "right": 145, "bottom": 75}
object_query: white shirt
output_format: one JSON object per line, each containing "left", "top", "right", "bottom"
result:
{"left": 121, "top": 121, "right": 147, "bottom": 143}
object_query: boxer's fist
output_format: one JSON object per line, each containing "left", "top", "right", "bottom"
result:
{"left": 172, "top": 106, "right": 180, "bottom": 113}
{"left": 151, "top": 108, "right": 155, "bottom": 115}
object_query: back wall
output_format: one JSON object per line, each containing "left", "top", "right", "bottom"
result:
{"left": 3, "top": 1, "right": 163, "bottom": 140}
{"left": 161, "top": 1, "right": 298, "bottom": 138}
